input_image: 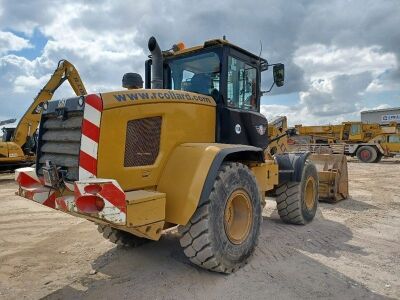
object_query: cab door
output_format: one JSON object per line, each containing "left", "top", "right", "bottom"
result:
{"left": 218, "top": 51, "right": 268, "bottom": 149}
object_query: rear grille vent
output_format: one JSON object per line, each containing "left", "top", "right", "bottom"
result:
{"left": 124, "top": 117, "right": 162, "bottom": 167}
{"left": 37, "top": 112, "right": 83, "bottom": 181}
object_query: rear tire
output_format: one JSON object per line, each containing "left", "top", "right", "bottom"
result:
{"left": 178, "top": 162, "right": 261, "bottom": 273}
{"left": 97, "top": 224, "right": 149, "bottom": 247}
{"left": 373, "top": 153, "right": 383, "bottom": 163}
{"left": 356, "top": 146, "right": 377, "bottom": 163}
{"left": 275, "top": 160, "right": 318, "bottom": 225}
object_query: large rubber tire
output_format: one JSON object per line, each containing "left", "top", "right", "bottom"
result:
{"left": 275, "top": 160, "right": 318, "bottom": 225}
{"left": 179, "top": 162, "right": 261, "bottom": 274}
{"left": 356, "top": 145, "right": 378, "bottom": 163}
{"left": 373, "top": 153, "right": 383, "bottom": 163}
{"left": 97, "top": 224, "right": 149, "bottom": 247}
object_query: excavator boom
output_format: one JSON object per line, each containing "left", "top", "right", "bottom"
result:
{"left": 12, "top": 60, "right": 87, "bottom": 148}
{"left": 0, "top": 60, "right": 86, "bottom": 168}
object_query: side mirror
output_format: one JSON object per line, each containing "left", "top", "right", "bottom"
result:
{"left": 273, "top": 64, "right": 284, "bottom": 87}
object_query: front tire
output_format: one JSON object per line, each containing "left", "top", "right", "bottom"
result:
{"left": 275, "top": 160, "right": 318, "bottom": 225}
{"left": 179, "top": 162, "right": 261, "bottom": 273}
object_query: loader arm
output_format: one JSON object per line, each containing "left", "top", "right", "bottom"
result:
{"left": 11, "top": 60, "right": 87, "bottom": 149}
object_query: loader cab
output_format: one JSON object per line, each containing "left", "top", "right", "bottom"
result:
{"left": 145, "top": 39, "right": 284, "bottom": 149}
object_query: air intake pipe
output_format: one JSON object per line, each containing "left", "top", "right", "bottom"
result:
{"left": 148, "top": 36, "right": 163, "bottom": 89}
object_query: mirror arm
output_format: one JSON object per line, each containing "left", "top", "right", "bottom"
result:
{"left": 261, "top": 81, "right": 275, "bottom": 96}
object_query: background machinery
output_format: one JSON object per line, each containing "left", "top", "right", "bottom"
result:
{"left": 15, "top": 37, "right": 320, "bottom": 273}
{"left": 0, "top": 119, "right": 17, "bottom": 127}
{"left": 0, "top": 60, "right": 86, "bottom": 169}
{"left": 267, "top": 116, "right": 348, "bottom": 203}
{"left": 295, "top": 121, "right": 400, "bottom": 163}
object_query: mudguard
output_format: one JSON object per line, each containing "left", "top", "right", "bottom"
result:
{"left": 157, "top": 143, "right": 264, "bottom": 225}
{"left": 274, "top": 152, "right": 311, "bottom": 184}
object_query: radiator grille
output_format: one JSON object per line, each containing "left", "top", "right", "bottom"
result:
{"left": 37, "top": 112, "right": 83, "bottom": 181}
{"left": 124, "top": 117, "right": 162, "bottom": 167}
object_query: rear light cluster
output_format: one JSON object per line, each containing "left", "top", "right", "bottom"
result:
{"left": 84, "top": 184, "right": 102, "bottom": 194}
{"left": 76, "top": 184, "right": 105, "bottom": 213}
{"left": 76, "top": 196, "right": 105, "bottom": 213}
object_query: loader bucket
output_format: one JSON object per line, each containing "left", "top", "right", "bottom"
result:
{"left": 310, "top": 154, "right": 349, "bottom": 203}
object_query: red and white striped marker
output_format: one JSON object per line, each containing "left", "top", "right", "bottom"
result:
{"left": 55, "top": 179, "right": 127, "bottom": 225}
{"left": 79, "top": 94, "right": 103, "bottom": 180}
{"left": 15, "top": 167, "right": 57, "bottom": 208}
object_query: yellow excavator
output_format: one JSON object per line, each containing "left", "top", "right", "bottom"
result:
{"left": 0, "top": 60, "right": 86, "bottom": 169}
{"left": 266, "top": 116, "right": 349, "bottom": 203}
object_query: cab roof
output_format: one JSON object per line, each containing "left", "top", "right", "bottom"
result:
{"left": 163, "top": 39, "right": 268, "bottom": 65}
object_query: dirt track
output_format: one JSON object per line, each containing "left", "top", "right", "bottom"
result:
{"left": 0, "top": 158, "right": 399, "bottom": 299}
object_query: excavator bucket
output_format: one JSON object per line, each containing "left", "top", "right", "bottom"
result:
{"left": 310, "top": 153, "right": 349, "bottom": 203}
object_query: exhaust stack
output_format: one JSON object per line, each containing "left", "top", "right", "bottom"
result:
{"left": 148, "top": 37, "right": 163, "bottom": 89}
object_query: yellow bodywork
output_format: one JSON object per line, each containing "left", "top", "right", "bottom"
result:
{"left": 97, "top": 89, "right": 278, "bottom": 228}
{"left": 126, "top": 190, "right": 166, "bottom": 240}
{"left": 97, "top": 90, "right": 217, "bottom": 191}
{"left": 0, "top": 142, "right": 26, "bottom": 163}
{"left": 370, "top": 134, "right": 400, "bottom": 156}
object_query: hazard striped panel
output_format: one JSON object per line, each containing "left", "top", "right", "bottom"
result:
{"left": 15, "top": 167, "right": 57, "bottom": 208}
{"left": 55, "top": 179, "right": 126, "bottom": 225}
{"left": 79, "top": 94, "right": 103, "bottom": 180}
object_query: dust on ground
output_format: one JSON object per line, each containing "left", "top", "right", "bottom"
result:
{"left": 0, "top": 158, "right": 399, "bottom": 299}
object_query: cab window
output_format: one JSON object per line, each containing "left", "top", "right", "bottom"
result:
{"left": 388, "top": 135, "right": 400, "bottom": 143}
{"left": 350, "top": 124, "right": 361, "bottom": 135}
{"left": 168, "top": 52, "right": 220, "bottom": 95}
{"left": 227, "top": 56, "right": 257, "bottom": 111}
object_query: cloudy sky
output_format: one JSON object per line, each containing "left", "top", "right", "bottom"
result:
{"left": 0, "top": 0, "right": 399, "bottom": 126}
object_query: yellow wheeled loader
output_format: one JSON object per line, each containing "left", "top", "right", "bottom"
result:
{"left": 16, "top": 36, "right": 320, "bottom": 273}
{"left": 267, "top": 116, "right": 349, "bottom": 203}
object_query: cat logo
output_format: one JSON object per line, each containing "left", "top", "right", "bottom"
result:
{"left": 57, "top": 99, "right": 66, "bottom": 108}
{"left": 235, "top": 124, "right": 241, "bottom": 134}
{"left": 255, "top": 125, "right": 266, "bottom": 135}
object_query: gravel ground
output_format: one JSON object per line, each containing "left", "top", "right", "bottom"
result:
{"left": 0, "top": 158, "right": 399, "bottom": 299}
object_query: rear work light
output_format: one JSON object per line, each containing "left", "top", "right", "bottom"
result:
{"left": 84, "top": 184, "right": 103, "bottom": 194}
{"left": 76, "top": 195, "right": 105, "bottom": 213}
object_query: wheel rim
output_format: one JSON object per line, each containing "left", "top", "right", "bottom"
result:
{"left": 360, "top": 149, "right": 371, "bottom": 161}
{"left": 304, "top": 177, "right": 316, "bottom": 210}
{"left": 224, "top": 189, "right": 253, "bottom": 245}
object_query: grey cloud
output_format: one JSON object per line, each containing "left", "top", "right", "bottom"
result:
{"left": 0, "top": 0, "right": 399, "bottom": 123}
{"left": 0, "top": 0, "right": 59, "bottom": 34}
{"left": 301, "top": 72, "right": 374, "bottom": 117}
